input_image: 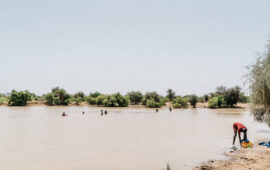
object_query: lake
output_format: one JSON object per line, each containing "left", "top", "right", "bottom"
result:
{"left": 0, "top": 106, "right": 268, "bottom": 170}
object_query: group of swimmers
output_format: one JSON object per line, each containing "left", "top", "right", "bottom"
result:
{"left": 61, "top": 110, "right": 109, "bottom": 116}
{"left": 100, "top": 109, "right": 108, "bottom": 115}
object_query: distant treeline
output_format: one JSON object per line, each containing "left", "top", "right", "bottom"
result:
{"left": 0, "top": 86, "right": 249, "bottom": 108}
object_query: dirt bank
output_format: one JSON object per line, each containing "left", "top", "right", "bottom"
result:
{"left": 194, "top": 145, "right": 270, "bottom": 170}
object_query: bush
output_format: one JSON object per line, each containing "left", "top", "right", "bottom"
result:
{"left": 72, "top": 92, "right": 86, "bottom": 105}
{"left": 89, "top": 92, "right": 101, "bottom": 98}
{"left": 146, "top": 98, "right": 162, "bottom": 108}
{"left": 208, "top": 97, "right": 218, "bottom": 108}
{"left": 8, "top": 90, "right": 32, "bottom": 106}
{"left": 142, "top": 92, "right": 164, "bottom": 108}
{"left": 45, "top": 87, "right": 71, "bottom": 105}
{"left": 189, "top": 95, "right": 198, "bottom": 108}
{"left": 239, "top": 92, "right": 249, "bottom": 103}
{"left": 96, "top": 95, "right": 106, "bottom": 106}
{"left": 87, "top": 96, "right": 97, "bottom": 105}
{"left": 142, "top": 92, "right": 162, "bottom": 105}
{"left": 208, "top": 95, "right": 225, "bottom": 108}
{"left": 172, "top": 96, "right": 188, "bottom": 108}
{"left": 0, "top": 96, "right": 8, "bottom": 104}
{"left": 126, "top": 91, "right": 143, "bottom": 104}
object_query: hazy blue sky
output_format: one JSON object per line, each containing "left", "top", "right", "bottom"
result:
{"left": 1, "top": 0, "right": 270, "bottom": 96}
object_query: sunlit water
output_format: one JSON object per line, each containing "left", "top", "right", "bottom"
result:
{"left": 0, "top": 106, "right": 269, "bottom": 170}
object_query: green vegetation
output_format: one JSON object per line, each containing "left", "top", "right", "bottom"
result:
{"left": 172, "top": 96, "right": 188, "bottom": 108}
{"left": 0, "top": 94, "right": 8, "bottom": 104}
{"left": 72, "top": 91, "right": 86, "bottom": 105}
{"left": 0, "top": 86, "right": 248, "bottom": 109}
{"left": 8, "top": 90, "right": 32, "bottom": 106}
{"left": 166, "top": 89, "right": 176, "bottom": 101}
{"left": 204, "top": 94, "right": 209, "bottom": 102}
{"left": 166, "top": 163, "right": 171, "bottom": 170}
{"left": 208, "top": 95, "right": 225, "bottom": 108}
{"left": 87, "top": 92, "right": 129, "bottom": 107}
{"left": 45, "top": 87, "right": 71, "bottom": 106}
{"left": 189, "top": 94, "right": 198, "bottom": 108}
{"left": 102, "top": 93, "right": 129, "bottom": 107}
{"left": 207, "top": 86, "right": 246, "bottom": 108}
{"left": 247, "top": 41, "right": 270, "bottom": 126}
{"left": 142, "top": 92, "right": 165, "bottom": 108}
{"left": 86, "top": 92, "right": 102, "bottom": 105}
{"left": 126, "top": 91, "right": 143, "bottom": 104}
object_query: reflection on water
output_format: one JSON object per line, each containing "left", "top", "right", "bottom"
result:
{"left": 0, "top": 106, "right": 268, "bottom": 170}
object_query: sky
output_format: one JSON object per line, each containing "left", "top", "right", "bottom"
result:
{"left": 1, "top": 0, "right": 270, "bottom": 96}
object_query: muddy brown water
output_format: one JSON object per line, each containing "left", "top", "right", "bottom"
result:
{"left": 0, "top": 106, "right": 269, "bottom": 170}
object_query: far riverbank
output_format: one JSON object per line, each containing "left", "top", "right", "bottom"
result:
{"left": 0, "top": 101, "right": 249, "bottom": 109}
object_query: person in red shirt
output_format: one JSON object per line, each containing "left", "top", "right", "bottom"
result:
{"left": 233, "top": 122, "right": 247, "bottom": 145}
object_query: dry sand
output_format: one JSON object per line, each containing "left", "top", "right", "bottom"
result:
{"left": 194, "top": 145, "right": 270, "bottom": 170}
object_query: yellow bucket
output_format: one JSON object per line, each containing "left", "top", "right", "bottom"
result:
{"left": 241, "top": 142, "right": 253, "bottom": 148}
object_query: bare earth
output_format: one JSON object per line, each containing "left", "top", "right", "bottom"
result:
{"left": 194, "top": 145, "right": 270, "bottom": 170}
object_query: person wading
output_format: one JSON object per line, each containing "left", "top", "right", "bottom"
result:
{"left": 233, "top": 122, "right": 248, "bottom": 146}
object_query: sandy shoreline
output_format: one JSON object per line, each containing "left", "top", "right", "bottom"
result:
{"left": 194, "top": 145, "right": 270, "bottom": 170}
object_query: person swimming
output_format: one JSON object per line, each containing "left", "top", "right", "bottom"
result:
{"left": 82, "top": 111, "right": 85, "bottom": 114}
{"left": 62, "top": 112, "right": 67, "bottom": 116}
{"left": 104, "top": 110, "right": 108, "bottom": 115}
{"left": 233, "top": 122, "right": 248, "bottom": 146}
{"left": 156, "top": 108, "right": 159, "bottom": 112}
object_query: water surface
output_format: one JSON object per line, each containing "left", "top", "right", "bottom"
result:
{"left": 0, "top": 106, "right": 268, "bottom": 170}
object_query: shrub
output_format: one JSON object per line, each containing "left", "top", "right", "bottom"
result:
{"left": 146, "top": 98, "right": 162, "bottom": 108}
{"left": 189, "top": 94, "right": 198, "bottom": 108}
{"left": 142, "top": 92, "right": 161, "bottom": 105}
{"left": 208, "top": 97, "right": 218, "bottom": 108}
{"left": 208, "top": 95, "right": 225, "bottom": 108}
{"left": 0, "top": 95, "right": 8, "bottom": 104}
{"left": 96, "top": 95, "right": 106, "bottom": 106}
{"left": 89, "top": 92, "right": 101, "bottom": 98}
{"left": 126, "top": 91, "right": 143, "bottom": 104}
{"left": 45, "top": 87, "right": 71, "bottom": 105}
{"left": 87, "top": 96, "right": 97, "bottom": 105}
{"left": 142, "top": 92, "right": 164, "bottom": 108}
{"left": 93, "top": 93, "right": 130, "bottom": 107}
{"left": 8, "top": 90, "right": 32, "bottom": 106}
{"left": 172, "top": 96, "right": 188, "bottom": 108}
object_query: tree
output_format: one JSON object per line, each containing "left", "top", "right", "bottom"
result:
{"left": 216, "top": 86, "right": 227, "bottom": 95}
{"left": 72, "top": 91, "right": 86, "bottom": 105}
{"left": 89, "top": 92, "right": 101, "bottom": 98}
{"left": 247, "top": 42, "right": 270, "bottom": 126}
{"left": 172, "top": 96, "right": 188, "bottom": 108}
{"left": 142, "top": 92, "right": 164, "bottom": 108}
{"left": 166, "top": 89, "right": 176, "bottom": 101}
{"left": 45, "top": 87, "right": 71, "bottom": 105}
{"left": 146, "top": 98, "right": 162, "bottom": 108}
{"left": 239, "top": 92, "right": 249, "bottom": 103}
{"left": 8, "top": 90, "right": 32, "bottom": 106}
{"left": 189, "top": 95, "right": 198, "bottom": 108}
{"left": 204, "top": 94, "right": 209, "bottom": 102}
{"left": 127, "top": 91, "right": 143, "bottom": 104}
{"left": 224, "top": 86, "right": 241, "bottom": 106}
